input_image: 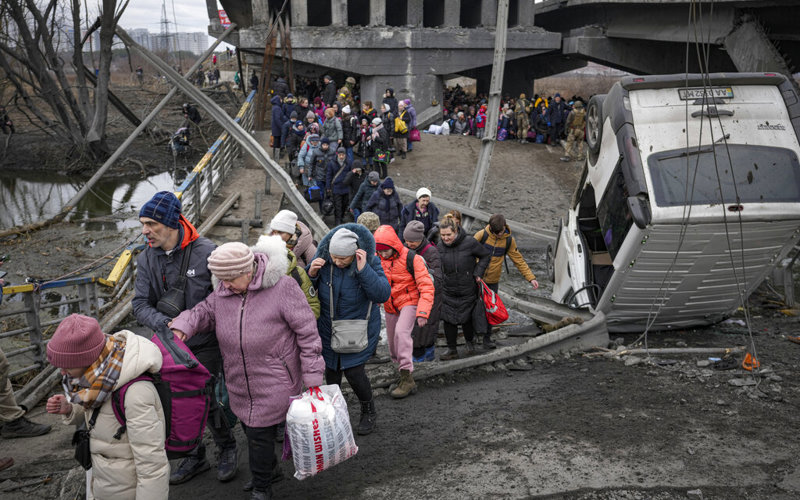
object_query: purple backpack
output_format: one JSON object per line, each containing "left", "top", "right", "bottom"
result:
{"left": 111, "top": 334, "right": 212, "bottom": 459}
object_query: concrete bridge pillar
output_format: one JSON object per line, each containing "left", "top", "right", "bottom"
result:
{"left": 361, "top": 73, "right": 443, "bottom": 122}
{"left": 252, "top": 0, "right": 269, "bottom": 24}
{"left": 518, "top": 1, "right": 535, "bottom": 27}
{"left": 331, "top": 0, "right": 347, "bottom": 26}
{"left": 481, "top": 0, "right": 497, "bottom": 27}
{"left": 408, "top": 0, "right": 424, "bottom": 27}
{"left": 290, "top": 0, "right": 306, "bottom": 26}
{"left": 370, "top": 0, "right": 386, "bottom": 26}
{"left": 444, "top": 0, "right": 461, "bottom": 28}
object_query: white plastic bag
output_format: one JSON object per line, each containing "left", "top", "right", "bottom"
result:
{"left": 285, "top": 385, "right": 358, "bottom": 480}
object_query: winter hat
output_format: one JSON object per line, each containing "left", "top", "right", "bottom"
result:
{"left": 346, "top": 76, "right": 356, "bottom": 84}
{"left": 573, "top": 101, "right": 584, "bottom": 109}
{"left": 308, "top": 133, "right": 320, "bottom": 142}
{"left": 381, "top": 177, "right": 395, "bottom": 190}
{"left": 342, "top": 105, "right": 351, "bottom": 114}
{"left": 416, "top": 187, "right": 432, "bottom": 200}
{"left": 337, "top": 147, "right": 346, "bottom": 154}
{"left": 403, "top": 220, "right": 425, "bottom": 242}
{"left": 269, "top": 209, "right": 297, "bottom": 234}
{"left": 555, "top": 93, "right": 561, "bottom": 98}
{"left": 47, "top": 314, "right": 106, "bottom": 369}
{"left": 357, "top": 212, "right": 380, "bottom": 233}
{"left": 306, "top": 110, "right": 316, "bottom": 120}
{"left": 375, "top": 242, "right": 392, "bottom": 252}
{"left": 489, "top": 213, "right": 506, "bottom": 234}
{"left": 139, "top": 191, "right": 182, "bottom": 229}
{"left": 383, "top": 103, "right": 390, "bottom": 112}
{"left": 207, "top": 242, "right": 255, "bottom": 281}
{"left": 324, "top": 75, "right": 332, "bottom": 81}
{"left": 329, "top": 228, "right": 359, "bottom": 257}
{"left": 368, "top": 171, "right": 380, "bottom": 183}
{"left": 313, "top": 97, "right": 322, "bottom": 105}
{"left": 321, "top": 137, "right": 331, "bottom": 145}
{"left": 290, "top": 111, "right": 298, "bottom": 119}
{"left": 403, "top": 99, "right": 411, "bottom": 106}
{"left": 371, "top": 117, "right": 382, "bottom": 126}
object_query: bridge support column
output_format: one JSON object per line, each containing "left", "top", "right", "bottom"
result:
{"left": 723, "top": 14, "right": 794, "bottom": 77}
{"left": 481, "top": 0, "right": 497, "bottom": 27}
{"left": 408, "top": 0, "right": 424, "bottom": 27}
{"left": 518, "top": 1, "right": 535, "bottom": 27}
{"left": 444, "top": 0, "right": 461, "bottom": 27}
{"left": 290, "top": 0, "right": 306, "bottom": 26}
{"left": 370, "top": 0, "right": 386, "bottom": 26}
{"left": 331, "top": 0, "right": 347, "bottom": 26}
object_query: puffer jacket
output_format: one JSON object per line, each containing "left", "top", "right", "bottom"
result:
{"left": 253, "top": 234, "right": 320, "bottom": 318}
{"left": 297, "top": 140, "right": 318, "bottom": 169}
{"left": 365, "top": 184, "right": 403, "bottom": 230}
{"left": 349, "top": 177, "right": 379, "bottom": 213}
{"left": 373, "top": 225, "right": 434, "bottom": 317}
{"left": 327, "top": 156, "right": 353, "bottom": 195}
{"left": 172, "top": 252, "right": 324, "bottom": 427}
{"left": 343, "top": 169, "right": 365, "bottom": 200}
{"left": 289, "top": 220, "right": 317, "bottom": 268}
{"left": 270, "top": 95, "right": 286, "bottom": 137}
{"left": 320, "top": 116, "right": 343, "bottom": 143}
{"left": 63, "top": 331, "right": 168, "bottom": 500}
{"left": 474, "top": 225, "right": 536, "bottom": 285}
{"left": 410, "top": 239, "right": 443, "bottom": 348}
{"left": 310, "top": 146, "right": 336, "bottom": 182}
{"left": 437, "top": 227, "right": 491, "bottom": 324}
{"left": 132, "top": 217, "right": 217, "bottom": 350}
{"left": 309, "top": 224, "right": 391, "bottom": 370}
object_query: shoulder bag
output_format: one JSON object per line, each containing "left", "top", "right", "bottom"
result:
{"left": 72, "top": 407, "right": 101, "bottom": 470}
{"left": 156, "top": 241, "right": 194, "bottom": 318}
{"left": 329, "top": 266, "right": 371, "bottom": 353}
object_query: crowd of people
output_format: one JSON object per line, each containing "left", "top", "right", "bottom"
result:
{"left": 1, "top": 187, "right": 541, "bottom": 499}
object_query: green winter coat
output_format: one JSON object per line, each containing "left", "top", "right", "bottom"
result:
{"left": 287, "top": 249, "right": 320, "bottom": 319}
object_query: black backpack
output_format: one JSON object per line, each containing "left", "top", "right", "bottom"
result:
{"left": 405, "top": 247, "right": 435, "bottom": 286}
{"left": 479, "top": 230, "right": 513, "bottom": 273}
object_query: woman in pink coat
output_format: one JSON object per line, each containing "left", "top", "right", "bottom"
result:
{"left": 171, "top": 242, "right": 323, "bottom": 500}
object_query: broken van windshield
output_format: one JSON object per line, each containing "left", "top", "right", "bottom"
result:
{"left": 647, "top": 145, "right": 800, "bottom": 207}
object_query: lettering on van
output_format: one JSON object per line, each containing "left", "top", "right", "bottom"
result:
{"left": 757, "top": 122, "right": 786, "bottom": 131}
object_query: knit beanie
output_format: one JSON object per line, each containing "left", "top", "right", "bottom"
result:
{"left": 416, "top": 187, "right": 432, "bottom": 200}
{"left": 139, "top": 191, "right": 181, "bottom": 229}
{"left": 489, "top": 213, "right": 506, "bottom": 234}
{"left": 342, "top": 105, "right": 351, "bottom": 114}
{"left": 308, "top": 133, "right": 320, "bottom": 143}
{"left": 290, "top": 111, "right": 298, "bottom": 119}
{"left": 368, "top": 171, "right": 380, "bottom": 183}
{"left": 306, "top": 110, "right": 316, "bottom": 120}
{"left": 383, "top": 103, "right": 390, "bottom": 112}
{"left": 381, "top": 177, "right": 395, "bottom": 190}
{"left": 371, "top": 117, "right": 382, "bottom": 125}
{"left": 357, "top": 212, "right": 380, "bottom": 233}
{"left": 207, "top": 242, "right": 255, "bottom": 281}
{"left": 403, "top": 220, "right": 426, "bottom": 242}
{"left": 269, "top": 209, "right": 297, "bottom": 234}
{"left": 321, "top": 137, "right": 330, "bottom": 145}
{"left": 329, "top": 228, "right": 359, "bottom": 257}
{"left": 47, "top": 314, "right": 106, "bottom": 369}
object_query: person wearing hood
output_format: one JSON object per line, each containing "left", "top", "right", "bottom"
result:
{"left": 272, "top": 75, "right": 289, "bottom": 99}
{"left": 313, "top": 97, "right": 326, "bottom": 121}
{"left": 395, "top": 100, "right": 411, "bottom": 159}
{"left": 349, "top": 170, "right": 381, "bottom": 219}
{"left": 267, "top": 209, "right": 317, "bottom": 269}
{"left": 369, "top": 117, "right": 391, "bottom": 178}
{"left": 338, "top": 76, "right": 356, "bottom": 108}
{"left": 476, "top": 105, "right": 487, "bottom": 139}
{"left": 171, "top": 242, "right": 324, "bottom": 500}
{"left": 297, "top": 133, "right": 320, "bottom": 186}
{"left": 436, "top": 213, "right": 491, "bottom": 361}
{"left": 403, "top": 221, "right": 443, "bottom": 362}
{"left": 398, "top": 187, "right": 440, "bottom": 242}
{"left": 382, "top": 88, "right": 399, "bottom": 116}
{"left": 322, "top": 75, "right": 337, "bottom": 106}
{"left": 373, "top": 225, "right": 435, "bottom": 398}
{"left": 132, "top": 192, "right": 238, "bottom": 484}
{"left": 270, "top": 95, "right": 287, "bottom": 150}
{"left": 310, "top": 137, "right": 336, "bottom": 211}
{"left": 306, "top": 225, "right": 391, "bottom": 435}
{"left": 365, "top": 177, "right": 403, "bottom": 231}
{"left": 326, "top": 147, "right": 354, "bottom": 225}
{"left": 402, "top": 99, "right": 417, "bottom": 152}
{"left": 46, "top": 315, "right": 169, "bottom": 499}
{"left": 280, "top": 110, "right": 299, "bottom": 154}
{"left": 281, "top": 94, "right": 297, "bottom": 122}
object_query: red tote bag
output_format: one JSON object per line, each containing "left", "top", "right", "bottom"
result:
{"left": 409, "top": 127, "right": 421, "bottom": 142}
{"left": 479, "top": 279, "right": 509, "bottom": 325}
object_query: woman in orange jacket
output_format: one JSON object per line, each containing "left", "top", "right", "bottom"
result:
{"left": 373, "top": 225, "right": 435, "bottom": 399}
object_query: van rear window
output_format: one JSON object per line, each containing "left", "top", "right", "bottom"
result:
{"left": 648, "top": 145, "right": 800, "bottom": 207}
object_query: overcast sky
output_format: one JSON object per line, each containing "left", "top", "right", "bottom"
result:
{"left": 118, "top": 0, "right": 219, "bottom": 37}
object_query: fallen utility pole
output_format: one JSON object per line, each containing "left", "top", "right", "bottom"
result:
{"left": 115, "top": 27, "right": 329, "bottom": 238}
{"left": 617, "top": 347, "right": 746, "bottom": 356}
{"left": 498, "top": 287, "right": 593, "bottom": 324}
{"left": 462, "top": 0, "right": 509, "bottom": 233}
{"left": 395, "top": 186, "right": 556, "bottom": 242}
{"left": 0, "top": 24, "right": 238, "bottom": 239}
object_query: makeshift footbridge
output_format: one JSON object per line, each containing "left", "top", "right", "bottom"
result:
{"left": 0, "top": 24, "right": 607, "bottom": 415}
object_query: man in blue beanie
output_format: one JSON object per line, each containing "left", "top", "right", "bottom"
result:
{"left": 133, "top": 191, "right": 240, "bottom": 485}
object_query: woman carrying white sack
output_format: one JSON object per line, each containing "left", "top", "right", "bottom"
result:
{"left": 170, "top": 242, "right": 324, "bottom": 500}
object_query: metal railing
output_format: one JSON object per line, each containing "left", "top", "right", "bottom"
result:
{"left": 0, "top": 90, "right": 256, "bottom": 380}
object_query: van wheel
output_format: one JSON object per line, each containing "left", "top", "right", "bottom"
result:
{"left": 545, "top": 244, "right": 556, "bottom": 282}
{"left": 586, "top": 95, "right": 606, "bottom": 155}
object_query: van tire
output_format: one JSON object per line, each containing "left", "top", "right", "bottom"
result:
{"left": 586, "top": 95, "right": 606, "bottom": 155}
{"left": 546, "top": 244, "right": 556, "bottom": 282}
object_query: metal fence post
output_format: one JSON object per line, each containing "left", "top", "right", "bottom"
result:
{"left": 23, "top": 292, "right": 44, "bottom": 365}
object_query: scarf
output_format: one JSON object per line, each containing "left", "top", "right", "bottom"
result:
{"left": 62, "top": 337, "right": 126, "bottom": 410}
{"left": 371, "top": 123, "right": 383, "bottom": 141}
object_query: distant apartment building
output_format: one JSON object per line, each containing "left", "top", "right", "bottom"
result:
{"left": 124, "top": 28, "right": 208, "bottom": 55}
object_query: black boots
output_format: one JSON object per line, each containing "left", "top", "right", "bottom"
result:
{"left": 357, "top": 399, "right": 377, "bottom": 435}
{"left": 483, "top": 334, "right": 497, "bottom": 350}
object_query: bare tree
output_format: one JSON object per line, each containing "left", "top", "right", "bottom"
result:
{"left": 0, "top": 0, "right": 129, "bottom": 160}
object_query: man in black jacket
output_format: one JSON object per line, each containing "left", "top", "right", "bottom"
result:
{"left": 322, "top": 75, "right": 337, "bottom": 106}
{"left": 133, "top": 191, "right": 238, "bottom": 485}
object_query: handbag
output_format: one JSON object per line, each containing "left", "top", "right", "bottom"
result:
{"left": 479, "top": 279, "right": 509, "bottom": 325}
{"left": 409, "top": 127, "right": 421, "bottom": 142}
{"left": 156, "top": 241, "right": 194, "bottom": 318}
{"left": 329, "top": 266, "right": 371, "bottom": 353}
{"left": 72, "top": 407, "right": 101, "bottom": 470}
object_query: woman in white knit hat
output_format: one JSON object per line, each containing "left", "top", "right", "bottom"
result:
{"left": 267, "top": 209, "right": 317, "bottom": 268}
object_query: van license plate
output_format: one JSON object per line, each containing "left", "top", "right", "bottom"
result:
{"left": 678, "top": 87, "right": 734, "bottom": 100}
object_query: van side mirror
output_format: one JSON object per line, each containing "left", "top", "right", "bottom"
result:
{"left": 627, "top": 196, "right": 651, "bottom": 229}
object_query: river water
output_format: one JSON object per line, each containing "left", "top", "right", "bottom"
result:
{"left": 0, "top": 169, "right": 185, "bottom": 231}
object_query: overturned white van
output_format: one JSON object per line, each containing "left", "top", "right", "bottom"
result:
{"left": 548, "top": 73, "right": 800, "bottom": 332}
